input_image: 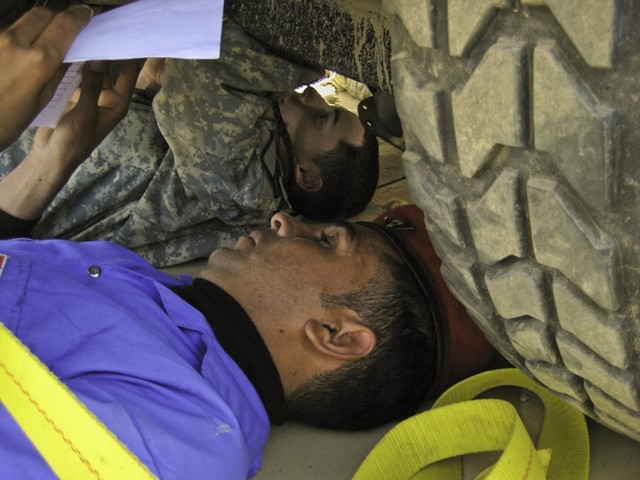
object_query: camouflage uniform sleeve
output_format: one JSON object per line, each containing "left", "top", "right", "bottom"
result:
{"left": 151, "top": 20, "right": 321, "bottom": 217}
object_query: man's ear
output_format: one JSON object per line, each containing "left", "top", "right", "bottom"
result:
{"left": 294, "top": 164, "right": 323, "bottom": 193}
{"left": 304, "top": 310, "right": 376, "bottom": 360}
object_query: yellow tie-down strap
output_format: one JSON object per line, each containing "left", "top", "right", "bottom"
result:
{"left": 0, "top": 322, "right": 157, "bottom": 479}
{"left": 353, "top": 368, "right": 589, "bottom": 480}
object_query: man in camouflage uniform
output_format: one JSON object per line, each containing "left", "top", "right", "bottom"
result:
{"left": 0, "top": 20, "right": 379, "bottom": 267}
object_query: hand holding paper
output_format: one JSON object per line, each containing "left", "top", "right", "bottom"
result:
{"left": 31, "top": 0, "right": 224, "bottom": 128}
{"left": 0, "top": 60, "right": 139, "bottom": 222}
{"left": 0, "top": 6, "right": 92, "bottom": 151}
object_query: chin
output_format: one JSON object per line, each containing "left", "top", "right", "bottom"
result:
{"left": 206, "top": 247, "right": 230, "bottom": 265}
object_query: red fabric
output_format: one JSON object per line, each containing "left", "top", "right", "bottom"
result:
{"left": 374, "top": 204, "right": 496, "bottom": 394}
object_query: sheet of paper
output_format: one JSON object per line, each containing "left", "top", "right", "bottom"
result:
{"left": 30, "top": 62, "right": 84, "bottom": 129}
{"left": 65, "top": 0, "right": 225, "bottom": 62}
{"left": 31, "top": 0, "right": 224, "bottom": 128}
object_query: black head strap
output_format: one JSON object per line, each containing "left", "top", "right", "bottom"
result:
{"left": 271, "top": 100, "right": 296, "bottom": 164}
{"left": 357, "top": 219, "right": 444, "bottom": 397}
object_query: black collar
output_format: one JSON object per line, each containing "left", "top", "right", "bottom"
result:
{"left": 173, "top": 278, "right": 286, "bottom": 425}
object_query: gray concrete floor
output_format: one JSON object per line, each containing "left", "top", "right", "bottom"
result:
{"left": 254, "top": 396, "right": 640, "bottom": 479}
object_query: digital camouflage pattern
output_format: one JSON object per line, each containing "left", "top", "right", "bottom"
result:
{"left": 0, "top": 21, "right": 320, "bottom": 267}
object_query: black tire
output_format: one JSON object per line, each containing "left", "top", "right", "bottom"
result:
{"left": 384, "top": 0, "right": 640, "bottom": 441}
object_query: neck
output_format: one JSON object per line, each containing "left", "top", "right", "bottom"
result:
{"left": 276, "top": 138, "right": 294, "bottom": 190}
{"left": 271, "top": 100, "right": 296, "bottom": 191}
{"left": 173, "top": 278, "right": 287, "bottom": 424}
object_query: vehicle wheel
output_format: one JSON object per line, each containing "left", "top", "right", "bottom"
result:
{"left": 383, "top": 0, "right": 640, "bottom": 441}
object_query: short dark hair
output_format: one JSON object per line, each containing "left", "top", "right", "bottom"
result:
{"left": 287, "top": 132, "right": 379, "bottom": 222}
{"left": 285, "top": 252, "right": 438, "bottom": 430}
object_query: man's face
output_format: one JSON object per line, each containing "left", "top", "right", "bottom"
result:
{"left": 279, "top": 87, "right": 365, "bottom": 163}
{"left": 199, "top": 213, "right": 395, "bottom": 324}
{"left": 199, "top": 213, "right": 398, "bottom": 391}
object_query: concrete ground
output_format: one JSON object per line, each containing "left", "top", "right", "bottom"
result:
{"left": 165, "top": 138, "right": 640, "bottom": 479}
{"left": 256, "top": 408, "right": 640, "bottom": 479}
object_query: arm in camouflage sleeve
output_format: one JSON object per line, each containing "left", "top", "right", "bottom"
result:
{"left": 150, "top": 19, "right": 323, "bottom": 213}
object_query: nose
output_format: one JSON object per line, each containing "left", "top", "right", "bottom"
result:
{"left": 270, "top": 212, "right": 317, "bottom": 239}
{"left": 301, "top": 87, "right": 328, "bottom": 108}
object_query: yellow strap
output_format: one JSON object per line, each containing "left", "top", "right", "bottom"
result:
{"left": 353, "top": 369, "right": 589, "bottom": 480}
{"left": 0, "top": 322, "right": 157, "bottom": 479}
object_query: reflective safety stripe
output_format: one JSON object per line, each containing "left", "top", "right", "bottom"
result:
{"left": 0, "top": 322, "right": 157, "bottom": 479}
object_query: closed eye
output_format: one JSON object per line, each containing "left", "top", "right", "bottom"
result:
{"left": 316, "top": 111, "right": 330, "bottom": 126}
{"left": 319, "top": 222, "right": 355, "bottom": 249}
{"left": 319, "top": 232, "right": 333, "bottom": 248}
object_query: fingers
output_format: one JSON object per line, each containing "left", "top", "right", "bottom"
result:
{"left": 33, "top": 5, "right": 93, "bottom": 61}
{"left": 74, "top": 60, "right": 139, "bottom": 115}
{"left": 39, "top": 62, "right": 73, "bottom": 103}
{"left": 112, "top": 60, "right": 140, "bottom": 100}
{"left": 5, "top": 7, "right": 57, "bottom": 46}
{"left": 74, "top": 61, "right": 105, "bottom": 116}
{"left": 98, "top": 60, "right": 139, "bottom": 124}
{"left": 9, "top": 5, "right": 92, "bottom": 47}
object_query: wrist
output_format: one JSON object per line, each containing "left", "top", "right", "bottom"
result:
{"left": 0, "top": 152, "right": 73, "bottom": 221}
{"left": 28, "top": 140, "right": 84, "bottom": 178}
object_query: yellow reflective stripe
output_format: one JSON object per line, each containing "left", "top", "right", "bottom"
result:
{"left": 353, "top": 369, "right": 589, "bottom": 480}
{"left": 0, "top": 322, "right": 157, "bottom": 479}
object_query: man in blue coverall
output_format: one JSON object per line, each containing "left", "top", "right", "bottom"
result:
{"left": 0, "top": 6, "right": 498, "bottom": 479}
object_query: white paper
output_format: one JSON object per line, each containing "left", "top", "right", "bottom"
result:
{"left": 30, "top": 62, "right": 84, "bottom": 128}
{"left": 65, "top": 0, "right": 224, "bottom": 62}
{"left": 31, "top": 0, "right": 224, "bottom": 128}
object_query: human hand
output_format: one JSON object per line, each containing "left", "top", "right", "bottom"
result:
{"left": 136, "top": 57, "right": 166, "bottom": 91}
{"left": 30, "top": 59, "right": 140, "bottom": 173}
{"left": 0, "top": 5, "right": 92, "bottom": 151}
{"left": 0, "top": 59, "right": 139, "bottom": 221}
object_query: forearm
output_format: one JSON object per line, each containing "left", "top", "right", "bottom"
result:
{"left": 0, "top": 151, "right": 76, "bottom": 221}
